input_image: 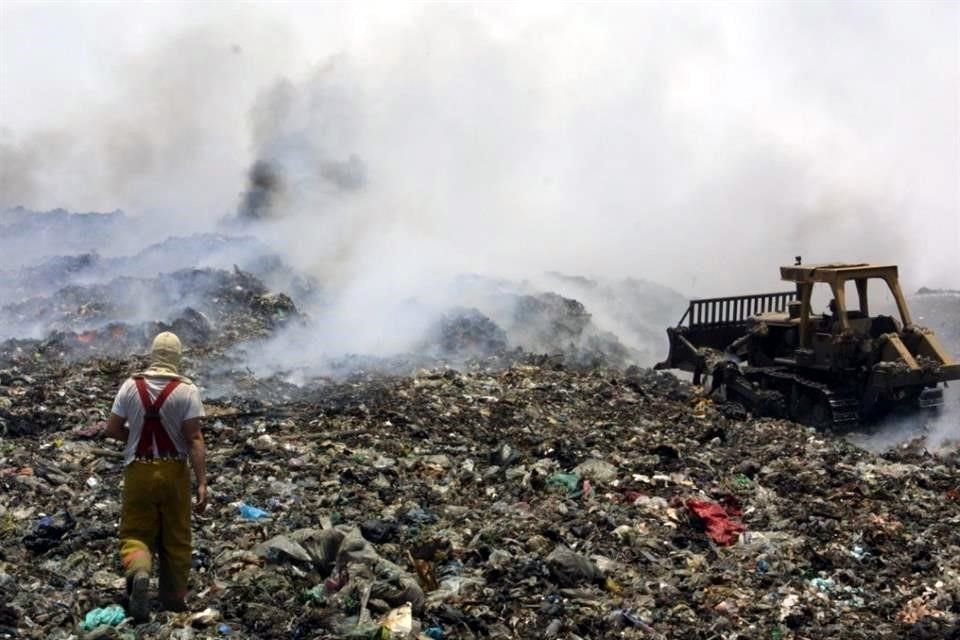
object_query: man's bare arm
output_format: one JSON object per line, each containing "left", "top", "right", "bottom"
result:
{"left": 103, "top": 414, "right": 128, "bottom": 442}
{"left": 182, "top": 417, "right": 207, "bottom": 513}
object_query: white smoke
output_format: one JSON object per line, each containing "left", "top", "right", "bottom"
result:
{"left": 847, "top": 386, "right": 960, "bottom": 454}
{"left": 1, "top": 2, "right": 958, "bottom": 366}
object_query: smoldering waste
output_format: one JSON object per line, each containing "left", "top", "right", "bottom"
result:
{"left": 2, "top": 210, "right": 960, "bottom": 639}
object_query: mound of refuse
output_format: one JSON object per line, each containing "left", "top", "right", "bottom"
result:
{"left": 0, "top": 267, "right": 302, "bottom": 360}
{"left": 2, "top": 207, "right": 959, "bottom": 639}
{"left": 421, "top": 308, "right": 509, "bottom": 358}
{"left": 4, "top": 358, "right": 960, "bottom": 639}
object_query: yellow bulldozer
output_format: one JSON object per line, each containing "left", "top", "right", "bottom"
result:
{"left": 655, "top": 260, "right": 960, "bottom": 429}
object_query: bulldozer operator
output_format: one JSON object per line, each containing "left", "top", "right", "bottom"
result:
{"left": 819, "top": 298, "right": 839, "bottom": 331}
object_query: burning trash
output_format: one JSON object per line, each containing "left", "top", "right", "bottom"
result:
{"left": 0, "top": 209, "right": 958, "bottom": 639}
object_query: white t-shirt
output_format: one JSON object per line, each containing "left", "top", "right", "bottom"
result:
{"left": 111, "top": 376, "right": 205, "bottom": 466}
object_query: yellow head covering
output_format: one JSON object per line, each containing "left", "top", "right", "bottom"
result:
{"left": 140, "top": 331, "right": 190, "bottom": 381}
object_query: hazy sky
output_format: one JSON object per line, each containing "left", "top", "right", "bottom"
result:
{"left": 1, "top": 1, "right": 958, "bottom": 294}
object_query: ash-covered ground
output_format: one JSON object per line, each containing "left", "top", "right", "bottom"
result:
{"left": 2, "top": 209, "right": 960, "bottom": 640}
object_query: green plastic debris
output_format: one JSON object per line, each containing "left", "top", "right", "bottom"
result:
{"left": 80, "top": 605, "right": 126, "bottom": 630}
{"left": 305, "top": 584, "right": 326, "bottom": 602}
{"left": 810, "top": 576, "right": 834, "bottom": 593}
{"left": 770, "top": 625, "right": 783, "bottom": 640}
{"left": 548, "top": 472, "right": 580, "bottom": 493}
{"left": 734, "top": 474, "right": 752, "bottom": 488}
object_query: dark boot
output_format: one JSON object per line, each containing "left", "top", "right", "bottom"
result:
{"left": 128, "top": 570, "right": 150, "bottom": 622}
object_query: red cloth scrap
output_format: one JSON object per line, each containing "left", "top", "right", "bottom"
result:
{"left": 686, "top": 498, "right": 745, "bottom": 546}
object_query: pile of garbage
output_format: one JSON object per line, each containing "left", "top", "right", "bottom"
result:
{"left": 503, "top": 293, "right": 632, "bottom": 369}
{"left": 2, "top": 208, "right": 959, "bottom": 639}
{"left": 4, "top": 351, "right": 960, "bottom": 638}
{"left": 0, "top": 211, "right": 666, "bottom": 373}
{"left": 421, "top": 308, "right": 509, "bottom": 358}
{"left": 0, "top": 267, "right": 301, "bottom": 365}
{"left": 412, "top": 297, "right": 632, "bottom": 370}
{"left": 447, "top": 273, "right": 683, "bottom": 367}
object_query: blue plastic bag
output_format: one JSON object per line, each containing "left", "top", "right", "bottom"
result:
{"left": 80, "top": 605, "right": 126, "bottom": 630}
{"left": 238, "top": 503, "right": 270, "bottom": 520}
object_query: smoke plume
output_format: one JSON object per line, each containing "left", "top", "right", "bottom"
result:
{"left": 1, "top": 2, "right": 958, "bottom": 364}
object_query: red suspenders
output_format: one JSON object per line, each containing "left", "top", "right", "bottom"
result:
{"left": 133, "top": 377, "right": 181, "bottom": 458}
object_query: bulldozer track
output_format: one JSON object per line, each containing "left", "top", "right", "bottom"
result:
{"left": 746, "top": 367, "right": 860, "bottom": 430}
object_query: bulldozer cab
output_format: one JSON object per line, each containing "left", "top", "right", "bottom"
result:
{"left": 779, "top": 263, "right": 911, "bottom": 349}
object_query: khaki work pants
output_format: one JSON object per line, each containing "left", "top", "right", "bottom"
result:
{"left": 119, "top": 459, "right": 192, "bottom": 605}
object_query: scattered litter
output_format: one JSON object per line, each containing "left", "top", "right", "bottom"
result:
{"left": 0, "top": 210, "right": 958, "bottom": 638}
{"left": 238, "top": 503, "right": 270, "bottom": 520}
{"left": 686, "top": 498, "right": 745, "bottom": 546}
{"left": 80, "top": 605, "right": 126, "bottom": 631}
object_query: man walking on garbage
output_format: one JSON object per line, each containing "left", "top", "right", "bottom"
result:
{"left": 103, "top": 331, "right": 207, "bottom": 621}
